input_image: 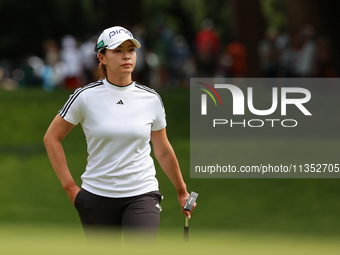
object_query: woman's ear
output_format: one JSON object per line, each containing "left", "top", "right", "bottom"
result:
{"left": 98, "top": 52, "right": 106, "bottom": 65}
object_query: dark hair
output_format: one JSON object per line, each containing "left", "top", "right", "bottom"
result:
{"left": 98, "top": 48, "right": 107, "bottom": 79}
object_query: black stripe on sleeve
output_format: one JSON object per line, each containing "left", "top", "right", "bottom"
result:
{"left": 135, "top": 83, "right": 165, "bottom": 109}
{"left": 59, "top": 81, "right": 103, "bottom": 118}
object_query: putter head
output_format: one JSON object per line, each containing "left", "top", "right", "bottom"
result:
{"left": 184, "top": 191, "right": 198, "bottom": 212}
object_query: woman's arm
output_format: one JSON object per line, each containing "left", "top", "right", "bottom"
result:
{"left": 151, "top": 128, "right": 196, "bottom": 219}
{"left": 43, "top": 114, "right": 81, "bottom": 205}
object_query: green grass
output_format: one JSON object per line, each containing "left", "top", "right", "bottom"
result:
{"left": 0, "top": 224, "right": 340, "bottom": 255}
{"left": 1, "top": 87, "right": 340, "bottom": 237}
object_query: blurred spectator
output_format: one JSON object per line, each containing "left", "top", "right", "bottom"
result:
{"left": 221, "top": 40, "right": 247, "bottom": 77}
{"left": 22, "top": 55, "right": 44, "bottom": 86}
{"left": 276, "top": 32, "right": 296, "bottom": 77}
{"left": 257, "top": 24, "right": 338, "bottom": 78}
{"left": 60, "top": 35, "right": 83, "bottom": 90}
{"left": 155, "top": 20, "right": 174, "bottom": 88}
{"left": 152, "top": 19, "right": 174, "bottom": 62}
{"left": 43, "top": 39, "right": 59, "bottom": 67}
{"left": 182, "top": 55, "right": 197, "bottom": 83}
{"left": 145, "top": 50, "right": 162, "bottom": 89}
{"left": 258, "top": 28, "right": 280, "bottom": 77}
{"left": 146, "top": 19, "right": 174, "bottom": 88}
{"left": 132, "top": 24, "right": 149, "bottom": 85}
{"left": 294, "top": 24, "right": 317, "bottom": 77}
{"left": 195, "top": 19, "right": 221, "bottom": 77}
{"left": 8, "top": 22, "right": 336, "bottom": 91}
{"left": 169, "top": 35, "right": 191, "bottom": 86}
{"left": 79, "top": 36, "right": 97, "bottom": 84}
{"left": 0, "top": 65, "right": 19, "bottom": 91}
{"left": 40, "top": 39, "right": 64, "bottom": 91}
{"left": 314, "top": 36, "right": 337, "bottom": 77}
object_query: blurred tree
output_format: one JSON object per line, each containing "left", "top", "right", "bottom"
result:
{"left": 103, "top": 0, "right": 142, "bottom": 29}
{"left": 286, "top": 0, "right": 340, "bottom": 75}
{"left": 229, "top": 0, "right": 265, "bottom": 77}
{"left": 286, "top": 0, "right": 322, "bottom": 35}
{"left": 261, "top": 0, "right": 287, "bottom": 31}
{"left": 1, "top": 0, "right": 338, "bottom": 75}
{"left": 0, "top": 0, "right": 141, "bottom": 60}
{"left": 319, "top": 1, "right": 340, "bottom": 75}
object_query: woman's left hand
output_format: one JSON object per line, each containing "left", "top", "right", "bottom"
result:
{"left": 178, "top": 191, "right": 197, "bottom": 219}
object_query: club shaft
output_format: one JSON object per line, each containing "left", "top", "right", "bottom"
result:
{"left": 184, "top": 217, "right": 189, "bottom": 241}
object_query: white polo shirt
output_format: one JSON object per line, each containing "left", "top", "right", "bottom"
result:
{"left": 59, "top": 79, "right": 166, "bottom": 198}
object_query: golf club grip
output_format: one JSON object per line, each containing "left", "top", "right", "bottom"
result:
{"left": 184, "top": 192, "right": 198, "bottom": 211}
{"left": 184, "top": 226, "right": 189, "bottom": 241}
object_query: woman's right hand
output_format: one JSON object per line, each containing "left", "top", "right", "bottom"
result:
{"left": 65, "top": 184, "right": 81, "bottom": 206}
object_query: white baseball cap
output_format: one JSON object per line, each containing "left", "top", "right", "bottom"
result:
{"left": 94, "top": 26, "right": 141, "bottom": 53}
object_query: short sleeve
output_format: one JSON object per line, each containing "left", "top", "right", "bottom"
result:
{"left": 58, "top": 88, "right": 84, "bottom": 125}
{"left": 151, "top": 96, "right": 167, "bottom": 131}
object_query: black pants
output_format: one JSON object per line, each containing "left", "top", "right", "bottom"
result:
{"left": 74, "top": 189, "right": 162, "bottom": 239}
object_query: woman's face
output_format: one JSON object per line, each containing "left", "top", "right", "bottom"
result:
{"left": 99, "top": 40, "right": 137, "bottom": 78}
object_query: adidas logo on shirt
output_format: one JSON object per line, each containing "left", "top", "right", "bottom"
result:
{"left": 116, "top": 100, "right": 124, "bottom": 105}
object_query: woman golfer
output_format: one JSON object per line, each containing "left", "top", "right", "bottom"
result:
{"left": 44, "top": 26, "right": 195, "bottom": 238}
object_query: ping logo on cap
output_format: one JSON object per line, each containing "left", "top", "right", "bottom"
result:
{"left": 109, "top": 29, "right": 132, "bottom": 39}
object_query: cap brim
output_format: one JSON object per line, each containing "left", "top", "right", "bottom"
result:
{"left": 106, "top": 38, "right": 141, "bottom": 50}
